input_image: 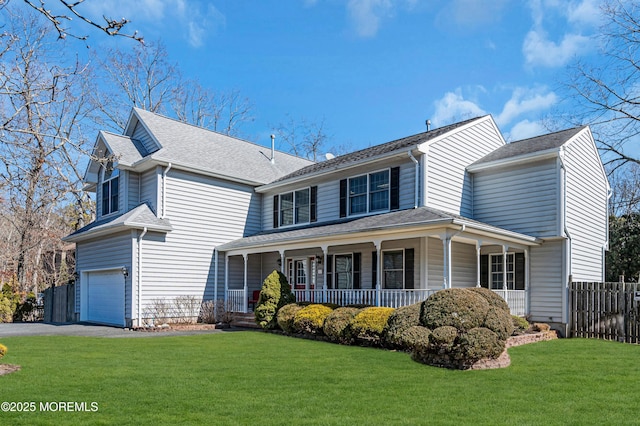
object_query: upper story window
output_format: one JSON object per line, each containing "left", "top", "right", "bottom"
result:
{"left": 101, "top": 162, "right": 119, "bottom": 216}
{"left": 274, "top": 187, "right": 316, "bottom": 228}
{"left": 347, "top": 169, "right": 390, "bottom": 216}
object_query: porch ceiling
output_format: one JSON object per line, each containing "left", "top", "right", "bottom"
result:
{"left": 218, "top": 206, "right": 540, "bottom": 255}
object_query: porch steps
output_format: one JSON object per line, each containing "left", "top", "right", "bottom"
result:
{"left": 232, "top": 312, "right": 260, "bottom": 329}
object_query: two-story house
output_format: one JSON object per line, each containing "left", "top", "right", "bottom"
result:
{"left": 65, "top": 109, "right": 609, "bottom": 335}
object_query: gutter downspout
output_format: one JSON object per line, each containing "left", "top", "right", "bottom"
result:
{"left": 558, "top": 151, "right": 571, "bottom": 330}
{"left": 603, "top": 188, "right": 612, "bottom": 281}
{"left": 213, "top": 248, "right": 218, "bottom": 320}
{"left": 161, "top": 162, "right": 172, "bottom": 219}
{"left": 408, "top": 150, "right": 419, "bottom": 208}
{"left": 137, "top": 226, "right": 148, "bottom": 327}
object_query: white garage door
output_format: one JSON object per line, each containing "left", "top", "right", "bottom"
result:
{"left": 87, "top": 270, "right": 125, "bottom": 326}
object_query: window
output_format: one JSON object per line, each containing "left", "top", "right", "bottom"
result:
{"left": 383, "top": 250, "right": 404, "bottom": 289}
{"left": 287, "top": 259, "right": 307, "bottom": 290}
{"left": 348, "top": 170, "right": 389, "bottom": 215}
{"left": 101, "top": 162, "right": 119, "bottom": 216}
{"left": 279, "top": 188, "right": 310, "bottom": 226}
{"left": 334, "top": 255, "right": 353, "bottom": 289}
{"left": 490, "top": 254, "right": 515, "bottom": 290}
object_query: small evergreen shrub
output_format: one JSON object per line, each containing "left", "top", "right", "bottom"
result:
{"left": 0, "top": 297, "right": 13, "bottom": 323}
{"left": 0, "top": 343, "right": 6, "bottom": 359}
{"left": 458, "top": 327, "right": 504, "bottom": 361}
{"left": 351, "top": 307, "right": 395, "bottom": 346}
{"left": 483, "top": 306, "right": 515, "bottom": 341}
{"left": 467, "top": 287, "right": 510, "bottom": 311}
{"left": 383, "top": 302, "right": 422, "bottom": 348}
{"left": 421, "top": 288, "right": 490, "bottom": 332}
{"left": 277, "top": 303, "right": 304, "bottom": 334}
{"left": 293, "top": 304, "right": 334, "bottom": 335}
{"left": 398, "top": 325, "right": 432, "bottom": 351}
{"left": 254, "top": 270, "right": 295, "bottom": 330}
{"left": 512, "top": 315, "right": 530, "bottom": 334}
{"left": 323, "top": 307, "right": 360, "bottom": 343}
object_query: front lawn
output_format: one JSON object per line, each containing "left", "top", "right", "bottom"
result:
{"left": 1, "top": 332, "right": 638, "bottom": 425}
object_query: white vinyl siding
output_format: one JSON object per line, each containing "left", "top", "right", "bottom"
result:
{"left": 426, "top": 118, "right": 504, "bottom": 216}
{"left": 563, "top": 130, "right": 608, "bottom": 281}
{"left": 139, "top": 169, "right": 261, "bottom": 313}
{"left": 132, "top": 121, "right": 159, "bottom": 154}
{"left": 75, "top": 231, "right": 133, "bottom": 320}
{"left": 473, "top": 159, "right": 559, "bottom": 238}
{"left": 529, "top": 240, "right": 565, "bottom": 323}
{"left": 140, "top": 168, "right": 158, "bottom": 213}
{"left": 426, "top": 237, "right": 477, "bottom": 289}
{"left": 128, "top": 171, "right": 141, "bottom": 210}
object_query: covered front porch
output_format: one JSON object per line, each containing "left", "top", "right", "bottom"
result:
{"left": 217, "top": 208, "right": 540, "bottom": 317}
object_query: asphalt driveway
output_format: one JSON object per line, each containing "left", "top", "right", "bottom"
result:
{"left": 0, "top": 322, "right": 224, "bottom": 338}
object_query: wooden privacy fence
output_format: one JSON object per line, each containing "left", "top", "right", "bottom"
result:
{"left": 43, "top": 283, "right": 75, "bottom": 323}
{"left": 570, "top": 281, "right": 640, "bottom": 343}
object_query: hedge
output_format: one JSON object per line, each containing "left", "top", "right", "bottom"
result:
{"left": 323, "top": 307, "right": 360, "bottom": 344}
{"left": 276, "top": 303, "right": 304, "bottom": 334}
{"left": 293, "top": 304, "right": 334, "bottom": 335}
{"left": 383, "top": 302, "right": 421, "bottom": 348}
{"left": 351, "top": 307, "right": 395, "bottom": 346}
{"left": 254, "top": 270, "right": 295, "bottom": 330}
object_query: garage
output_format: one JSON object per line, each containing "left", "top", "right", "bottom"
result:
{"left": 86, "top": 270, "right": 125, "bottom": 326}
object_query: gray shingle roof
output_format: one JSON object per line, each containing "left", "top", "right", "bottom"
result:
{"left": 63, "top": 203, "right": 172, "bottom": 242}
{"left": 471, "top": 126, "right": 585, "bottom": 167}
{"left": 100, "top": 131, "right": 144, "bottom": 166}
{"left": 133, "top": 108, "right": 314, "bottom": 184}
{"left": 270, "top": 116, "right": 486, "bottom": 184}
{"left": 217, "top": 206, "right": 536, "bottom": 251}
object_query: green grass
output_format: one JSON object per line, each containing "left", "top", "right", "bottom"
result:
{"left": 1, "top": 332, "right": 639, "bottom": 425}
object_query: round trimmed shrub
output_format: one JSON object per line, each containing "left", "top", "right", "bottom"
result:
{"left": 351, "top": 307, "right": 395, "bottom": 346}
{"left": 277, "top": 303, "right": 304, "bottom": 334}
{"left": 398, "top": 325, "right": 432, "bottom": 351}
{"left": 383, "top": 302, "right": 421, "bottom": 348}
{"left": 323, "top": 307, "right": 360, "bottom": 343}
{"left": 458, "top": 327, "right": 504, "bottom": 361}
{"left": 483, "top": 307, "right": 515, "bottom": 340}
{"left": 428, "top": 325, "right": 459, "bottom": 352}
{"left": 421, "top": 288, "right": 490, "bottom": 332}
{"left": 467, "top": 287, "right": 510, "bottom": 311}
{"left": 0, "top": 343, "right": 6, "bottom": 359}
{"left": 293, "top": 304, "right": 334, "bottom": 335}
{"left": 254, "top": 270, "right": 295, "bottom": 330}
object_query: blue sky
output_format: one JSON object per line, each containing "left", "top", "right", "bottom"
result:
{"left": 71, "top": 0, "right": 604, "bottom": 152}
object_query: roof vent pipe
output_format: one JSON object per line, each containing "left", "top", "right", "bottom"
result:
{"left": 426, "top": 119, "right": 431, "bottom": 132}
{"left": 270, "top": 134, "right": 275, "bottom": 164}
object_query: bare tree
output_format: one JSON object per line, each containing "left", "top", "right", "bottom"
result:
{"left": 6, "top": 0, "right": 143, "bottom": 42}
{"left": 0, "top": 12, "right": 93, "bottom": 292}
{"left": 273, "top": 116, "right": 334, "bottom": 161}
{"left": 92, "top": 42, "right": 253, "bottom": 136}
{"left": 567, "top": 0, "right": 640, "bottom": 172}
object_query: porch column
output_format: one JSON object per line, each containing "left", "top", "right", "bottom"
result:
{"left": 321, "top": 245, "right": 328, "bottom": 304}
{"left": 524, "top": 247, "right": 530, "bottom": 315}
{"left": 374, "top": 241, "right": 382, "bottom": 306}
{"left": 502, "top": 245, "right": 508, "bottom": 291}
{"left": 243, "top": 253, "right": 248, "bottom": 314}
{"left": 442, "top": 237, "right": 452, "bottom": 289}
{"left": 279, "top": 250, "right": 285, "bottom": 274}
{"left": 476, "top": 241, "right": 482, "bottom": 287}
{"left": 224, "top": 253, "right": 229, "bottom": 308}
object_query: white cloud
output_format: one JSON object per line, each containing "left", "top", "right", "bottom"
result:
{"left": 495, "top": 87, "right": 557, "bottom": 126}
{"left": 567, "top": 0, "right": 603, "bottom": 26}
{"left": 506, "top": 119, "right": 548, "bottom": 141}
{"left": 347, "top": 0, "right": 393, "bottom": 38}
{"left": 432, "top": 89, "right": 486, "bottom": 127}
{"left": 523, "top": 29, "right": 590, "bottom": 68}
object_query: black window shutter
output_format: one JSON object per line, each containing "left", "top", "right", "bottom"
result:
{"left": 273, "top": 194, "right": 279, "bottom": 228}
{"left": 371, "top": 251, "right": 377, "bottom": 288}
{"left": 515, "top": 253, "right": 525, "bottom": 290}
{"left": 326, "top": 255, "right": 333, "bottom": 289}
{"left": 480, "top": 255, "right": 489, "bottom": 288}
{"left": 353, "top": 253, "right": 361, "bottom": 289}
{"left": 404, "top": 248, "right": 414, "bottom": 289}
{"left": 339, "top": 179, "right": 347, "bottom": 217}
{"left": 310, "top": 186, "right": 317, "bottom": 222}
{"left": 390, "top": 167, "right": 400, "bottom": 210}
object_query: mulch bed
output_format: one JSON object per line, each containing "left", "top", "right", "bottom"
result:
{"left": 0, "top": 364, "right": 21, "bottom": 376}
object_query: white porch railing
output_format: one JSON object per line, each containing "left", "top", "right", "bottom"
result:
{"left": 231, "top": 288, "right": 526, "bottom": 316}
{"left": 227, "top": 289, "right": 245, "bottom": 313}
{"left": 492, "top": 289, "right": 526, "bottom": 316}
